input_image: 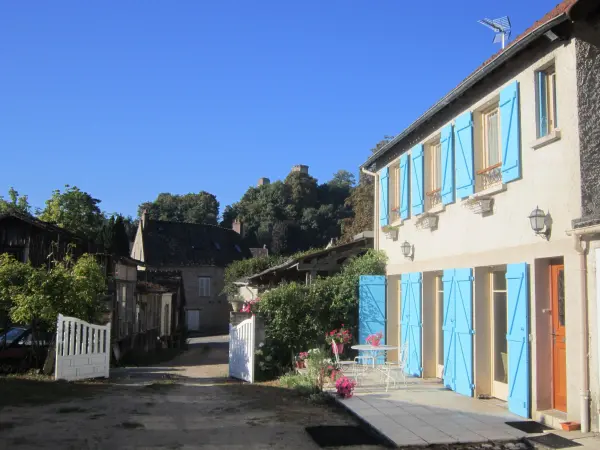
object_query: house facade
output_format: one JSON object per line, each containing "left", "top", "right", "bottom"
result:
{"left": 131, "top": 211, "right": 251, "bottom": 335}
{"left": 362, "top": 0, "right": 600, "bottom": 432}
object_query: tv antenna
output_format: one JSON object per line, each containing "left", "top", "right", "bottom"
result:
{"left": 478, "top": 16, "right": 511, "bottom": 49}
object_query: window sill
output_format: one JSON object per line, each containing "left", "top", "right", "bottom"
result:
{"left": 389, "top": 218, "right": 404, "bottom": 227}
{"left": 426, "top": 203, "right": 445, "bottom": 214}
{"left": 531, "top": 129, "right": 561, "bottom": 150}
{"left": 473, "top": 183, "right": 506, "bottom": 199}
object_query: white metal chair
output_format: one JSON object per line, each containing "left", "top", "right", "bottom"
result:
{"left": 332, "top": 344, "right": 366, "bottom": 385}
{"left": 381, "top": 341, "right": 409, "bottom": 392}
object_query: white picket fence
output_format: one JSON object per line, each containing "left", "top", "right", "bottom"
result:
{"left": 229, "top": 315, "right": 255, "bottom": 383}
{"left": 55, "top": 314, "right": 111, "bottom": 381}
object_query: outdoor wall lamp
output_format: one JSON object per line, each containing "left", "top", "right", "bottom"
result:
{"left": 528, "top": 206, "right": 551, "bottom": 240}
{"left": 401, "top": 240, "right": 414, "bottom": 260}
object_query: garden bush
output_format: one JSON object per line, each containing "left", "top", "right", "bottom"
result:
{"left": 256, "top": 250, "right": 386, "bottom": 377}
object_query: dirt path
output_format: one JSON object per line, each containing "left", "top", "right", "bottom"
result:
{"left": 0, "top": 336, "right": 386, "bottom": 450}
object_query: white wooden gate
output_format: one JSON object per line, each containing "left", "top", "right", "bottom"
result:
{"left": 55, "top": 314, "right": 111, "bottom": 381}
{"left": 229, "top": 315, "right": 255, "bottom": 382}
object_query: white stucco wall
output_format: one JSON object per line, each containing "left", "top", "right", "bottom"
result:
{"left": 373, "top": 40, "right": 593, "bottom": 426}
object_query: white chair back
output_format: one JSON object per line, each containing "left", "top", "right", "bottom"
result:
{"left": 398, "top": 341, "right": 409, "bottom": 367}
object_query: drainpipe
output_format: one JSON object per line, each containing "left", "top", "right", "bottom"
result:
{"left": 361, "top": 167, "right": 378, "bottom": 250}
{"left": 566, "top": 224, "right": 600, "bottom": 432}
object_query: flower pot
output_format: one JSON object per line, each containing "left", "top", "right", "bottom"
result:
{"left": 371, "top": 339, "right": 381, "bottom": 347}
{"left": 560, "top": 422, "right": 580, "bottom": 431}
{"left": 331, "top": 342, "right": 344, "bottom": 355}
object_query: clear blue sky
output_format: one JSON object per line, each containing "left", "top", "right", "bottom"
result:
{"left": 1, "top": 1, "right": 560, "bottom": 218}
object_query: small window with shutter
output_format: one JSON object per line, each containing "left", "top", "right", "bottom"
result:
{"left": 537, "top": 66, "right": 557, "bottom": 138}
{"left": 388, "top": 162, "right": 401, "bottom": 223}
{"left": 198, "top": 276, "right": 211, "bottom": 297}
{"left": 425, "top": 138, "right": 442, "bottom": 210}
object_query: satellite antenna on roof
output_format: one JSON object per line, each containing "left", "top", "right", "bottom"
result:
{"left": 478, "top": 16, "right": 511, "bottom": 49}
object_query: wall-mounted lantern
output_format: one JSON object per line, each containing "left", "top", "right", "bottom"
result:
{"left": 528, "top": 206, "right": 551, "bottom": 240}
{"left": 401, "top": 240, "right": 414, "bottom": 260}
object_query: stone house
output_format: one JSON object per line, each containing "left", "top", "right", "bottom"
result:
{"left": 131, "top": 211, "right": 251, "bottom": 335}
{"left": 360, "top": 0, "right": 600, "bottom": 431}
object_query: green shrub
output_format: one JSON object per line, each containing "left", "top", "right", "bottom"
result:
{"left": 222, "top": 255, "right": 285, "bottom": 298}
{"left": 278, "top": 372, "right": 318, "bottom": 396}
{"left": 257, "top": 250, "right": 386, "bottom": 377}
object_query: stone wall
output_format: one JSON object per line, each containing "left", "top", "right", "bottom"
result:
{"left": 574, "top": 14, "right": 600, "bottom": 226}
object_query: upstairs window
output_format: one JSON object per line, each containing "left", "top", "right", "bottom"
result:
{"left": 537, "top": 66, "right": 557, "bottom": 137}
{"left": 477, "top": 104, "right": 502, "bottom": 191}
{"left": 388, "top": 162, "right": 401, "bottom": 223}
{"left": 198, "top": 276, "right": 211, "bottom": 297}
{"left": 425, "top": 139, "right": 442, "bottom": 210}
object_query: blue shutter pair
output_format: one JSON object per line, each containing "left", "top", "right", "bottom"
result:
{"left": 359, "top": 275, "right": 387, "bottom": 364}
{"left": 442, "top": 268, "right": 474, "bottom": 397}
{"left": 454, "top": 81, "right": 521, "bottom": 198}
{"left": 400, "top": 272, "right": 422, "bottom": 376}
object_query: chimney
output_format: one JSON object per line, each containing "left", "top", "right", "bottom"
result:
{"left": 232, "top": 219, "right": 244, "bottom": 237}
{"left": 291, "top": 164, "right": 309, "bottom": 175}
{"left": 257, "top": 177, "right": 270, "bottom": 186}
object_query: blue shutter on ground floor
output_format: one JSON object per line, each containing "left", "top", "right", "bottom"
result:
{"left": 442, "top": 269, "right": 456, "bottom": 390}
{"left": 454, "top": 112, "right": 475, "bottom": 199}
{"left": 411, "top": 145, "right": 425, "bottom": 216}
{"left": 506, "top": 263, "right": 530, "bottom": 418}
{"left": 359, "top": 276, "right": 386, "bottom": 364}
{"left": 500, "top": 81, "right": 521, "bottom": 183}
{"left": 407, "top": 272, "right": 423, "bottom": 376}
{"left": 400, "top": 154, "right": 410, "bottom": 220}
{"left": 440, "top": 124, "right": 455, "bottom": 205}
{"left": 379, "top": 168, "right": 389, "bottom": 226}
{"left": 454, "top": 268, "right": 474, "bottom": 397}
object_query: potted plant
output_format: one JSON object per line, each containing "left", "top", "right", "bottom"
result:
{"left": 366, "top": 331, "right": 383, "bottom": 347}
{"left": 295, "top": 351, "right": 308, "bottom": 369}
{"left": 381, "top": 224, "right": 399, "bottom": 240}
{"left": 335, "top": 376, "right": 357, "bottom": 398}
{"left": 325, "top": 325, "right": 352, "bottom": 354}
{"left": 241, "top": 297, "right": 260, "bottom": 314}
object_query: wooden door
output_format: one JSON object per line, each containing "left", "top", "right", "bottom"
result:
{"left": 550, "top": 264, "right": 567, "bottom": 412}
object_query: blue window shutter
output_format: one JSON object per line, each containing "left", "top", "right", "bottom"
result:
{"left": 411, "top": 145, "right": 425, "bottom": 216}
{"left": 454, "top": 268, "right": 474, "bottom": 397}
{"left": 454, "top": 112, "right": 475, "bottom": 199}
{"left": 538, "top": 72, "right": 548, "bottom": 138}
{"left": 442, "top": 270, "right": 456, "bottom": 390}
{"left": 379, "top": 167, "right": 389, "bottom": 226}
{"left": 440, "top": 124, "right": 455, "bottom": 205}
{"left": 400, "top": 154, "right": 410, "bottom": 220}
{"left": 500, "top": 81, "right": 521, "bottom": 183}
{"left": 506, "top": 263, "right": 530, "bottom": 418}
{"left": 359, "top": 275, "right": 387, "bottom": 364}
{"left": 400, "top": 274, "right": 410, "bottom": 370}
{"left": 407, "top": 272, "right": 423, "bottom": 376}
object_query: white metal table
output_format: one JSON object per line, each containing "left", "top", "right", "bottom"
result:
{"left": 351, "top": 344, "right": 398, "bottom": 368}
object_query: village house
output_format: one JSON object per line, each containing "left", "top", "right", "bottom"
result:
{"left": 360, "top": 0, "right": 600, "bottom": 432}
{"left": 131, "top": 211, "right": 251, "bottom": 335}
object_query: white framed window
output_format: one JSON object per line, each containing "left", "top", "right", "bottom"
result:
{"left": 477, "top": 104, "right": 502, "bottom": 190}
{"left": 537, "top": 65, "right": 557, "bottom": 137}
{"left": 425, "top": 139, "right": 442, "bottom": 210}
{"left": 198, "top": 276, "right": 211, "bottom": 297}
{"left": 389, "top": 162, "right": 401, "bottom": 223}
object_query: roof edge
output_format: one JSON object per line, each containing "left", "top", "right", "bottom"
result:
{"left": 361, "top": 13, "right": 569, "bottom": 170}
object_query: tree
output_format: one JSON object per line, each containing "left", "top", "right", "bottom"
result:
{"left": 138, "top": 191, "right": 219, "bottom": 225}
{"left": 339, "top": 138, "right": 391, "bottom": 243}
{"left": 328, "top": 170, "right": 356, "bottom": 190}
{"left": 0, "top": 187, "right": 31, "bottom": 215}
{"left": 38, "top": 185, "right": 104, "bottom": 239}
{"left": 97, "top": 215, "right": 130, "bottom": 256}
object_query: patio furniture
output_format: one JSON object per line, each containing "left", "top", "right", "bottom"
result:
{"left": 381, "top": 341, "right": 409, "bottom": 392}
{"left": 350, "top": 344, "right": 399, "bottom": 368}
{"left": 332, "top": 342, "right": 366, "bottom": 384}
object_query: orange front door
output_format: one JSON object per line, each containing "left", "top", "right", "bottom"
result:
{"left": 550, "top": 264, "right": 567, "bottom": 412}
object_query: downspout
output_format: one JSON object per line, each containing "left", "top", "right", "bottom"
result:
{"left": 573, "top": 234, "right": 590, "bottom": 433}
{"left": 566, "top": 224, "right": 600, "bottom": 432}
{"left": 361, "top": 168, "right": 378, "bottom": 251}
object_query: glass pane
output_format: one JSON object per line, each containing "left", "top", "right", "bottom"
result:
{"left": 435, "top": 143, "right": 442, "bottom": 189}
{"left": 487, "top": 111, "right": 500, "bottom": 166}
{"left": 494, "top": 292, "right": 508, "bottom": 382}
{"left": 558, "top": 269, "right": 565, "bottom": 326}
{"left": 493, "top": 271, "right": 506, "bottom": 291}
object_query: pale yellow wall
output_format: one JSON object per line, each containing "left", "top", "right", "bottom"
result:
{"left": 422, "top": 272, "right": 437, "bottom": 378}
{"left": 375, "top": 41, "right": 591, "bottom": 425}
{"left": 237, "top": 285, "right": 259, "bottom": 302}
{"left": 386, "top": 275, "right": 400, "bottom": 362}
{"left": 474, "top": 267, "right": 491, "bottom": 397}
